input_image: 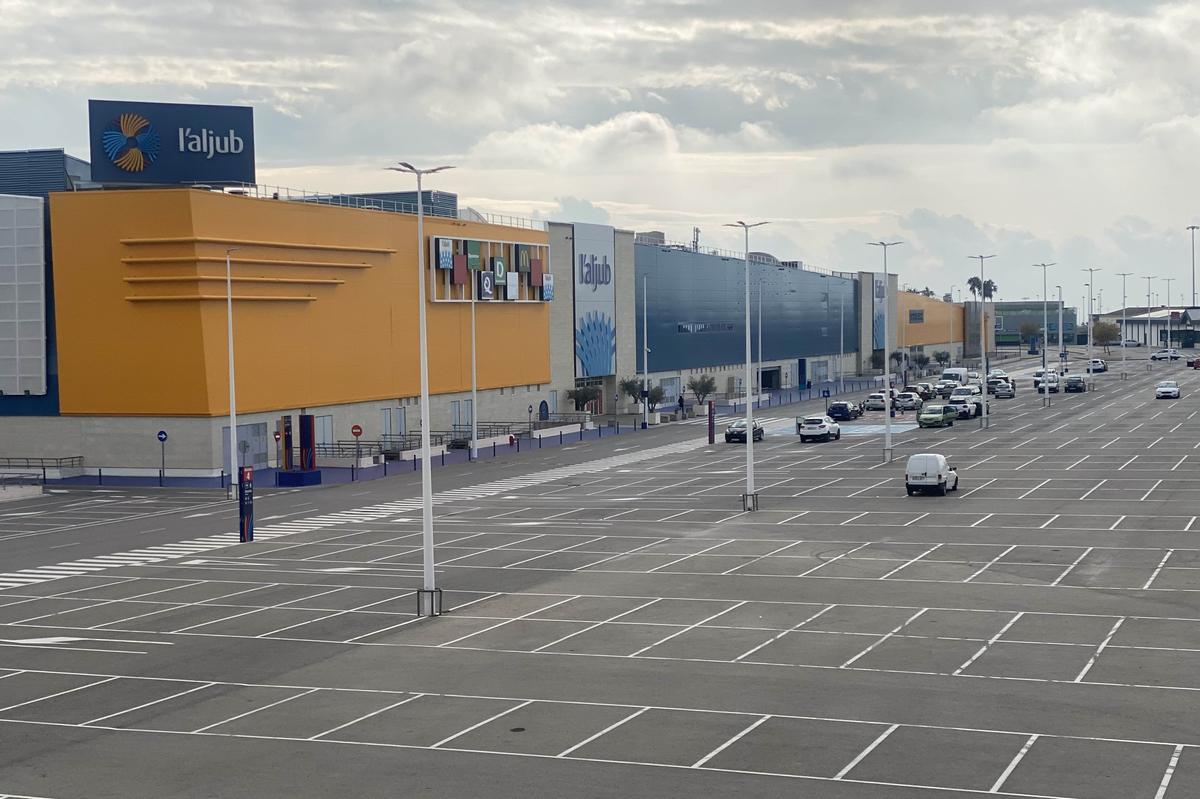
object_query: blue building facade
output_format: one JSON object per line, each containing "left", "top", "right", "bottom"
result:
{"left": 0, "top": 149, "right": 91, "bottom": 415}
{"left": 634, "top": 243, "right": 860, "bottom": 390}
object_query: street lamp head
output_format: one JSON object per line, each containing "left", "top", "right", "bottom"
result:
{"left": 225, "top": 247, "right": 241, "bottom": 254}
{"left": 386, "top": 162, "right": 456, "bottom": 176}
{"left": 868, "top": 241, "right": 903, "bottom": 247}
{"left": 724, "top": 221, "right": 769, "bottom": 230}
{"left": 1188, "top": 225, "right": 1199, "bottom": 232}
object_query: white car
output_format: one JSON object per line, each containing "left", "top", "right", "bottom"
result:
{"left": 1120, "top": 339, "right": 1142, "bottom": 347}
{"left": 1037, "top": 373, "right": 1060, "bottom": 393}
{"left": 895, "top": 392, "right": 923, "bottom": 410}
{"left": 1151, "top": 349, "right": 1181, "bottom": 361}
{"left": 988, "top": 369, "right": 1009, "bottom": 380}
{"left": 1088, "top": 358, "right": 1107, "bottom": 373}
{"left": 797, "top": 415, "right": 841, "bottom": 442}
{"left": 905, "top": 453, "right": 960, "bottom": 496}
{"left": 934, "top": 379, "right": 960, "bottom": 397}
{"left": 863, "top": 393, "right": 887, "bottom": 411}
{"left": 1156, "top": 380, "right": 1181, "bottom": 399}
{"left": 947, "top": 386, "right": 982, "bottom": 417}
{"left": 992, "top": 381, "right": 1015, "bottom": 398}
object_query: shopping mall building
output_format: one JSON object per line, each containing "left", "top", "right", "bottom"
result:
{"left": 0, "top": 99, "right": 957, "bottom": 477}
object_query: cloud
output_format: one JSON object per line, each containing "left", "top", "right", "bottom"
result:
{"left": 541, "top": 197, "right": 611, "bottom": 225}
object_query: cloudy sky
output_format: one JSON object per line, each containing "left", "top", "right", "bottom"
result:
{"left": 4, "top": 0, "right": 1200, "bottom": 311}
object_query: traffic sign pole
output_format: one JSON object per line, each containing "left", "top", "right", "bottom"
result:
{"left": 157, "top": 431, "right": 168, "bottom": 486}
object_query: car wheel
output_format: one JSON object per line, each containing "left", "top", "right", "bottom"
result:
{"left": 951, "top": 476, "right": 959, "bottom": 492}
{"left": 835, "top": 430, "right": 841, "bottom": 440}
{"left": 906, "top": 486, "right": 914, "bottom": 496}
{"left": 799, "top": 436, "right": 807, "bottom": 443}
{"left": 939, "top": 481, "right": 948, "bottom": 496}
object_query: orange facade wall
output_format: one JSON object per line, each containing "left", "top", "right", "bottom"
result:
{"left": 49, "top": 189, "right": 550, "bottom": 416}
{"left": 899, "top": 293, "right": 964, "bottom": 348}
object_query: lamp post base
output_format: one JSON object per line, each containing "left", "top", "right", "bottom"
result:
{"left": 416, "top": 588, "right": 443, "bottom": 617}
{"left": 741, "top": 493, "right": 760, "bottom": 512}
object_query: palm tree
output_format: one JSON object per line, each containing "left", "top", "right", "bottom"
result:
{"left": 967, "top": 276, "right": 981, "bottom": 300}
{"left": 966, "top": 276, "right": 998, "bottom": 301}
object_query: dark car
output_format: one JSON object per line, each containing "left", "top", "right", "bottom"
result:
{"left": 725, "top": 419, "right": 765, "bottom": 443}
{"left": 1064, "top": 375, "right": 1087, "bottom": 392}
{"left": 904, "top": 385, "right": 932, "bottom": 401}
{"left": 827, "top": 401, "right": 862, "bottom": 421}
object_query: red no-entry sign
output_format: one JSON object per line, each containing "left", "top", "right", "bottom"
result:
{"left": 351, "top": 424, "right": 363, "bottom": 438}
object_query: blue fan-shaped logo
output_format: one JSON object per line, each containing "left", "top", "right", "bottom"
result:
{"left": 101, "top": 113, "right": 160, "bottom": 173}
{"left": 575, "top": 311, "right": 616, "bottom": 376}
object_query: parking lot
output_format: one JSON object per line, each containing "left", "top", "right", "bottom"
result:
{"left": 2, "top": 357, "right": 1200, "bottom": 797}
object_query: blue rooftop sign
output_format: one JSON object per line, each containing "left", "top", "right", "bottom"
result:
{"left": 88, "top": 99, "right": 255, "bottom": 186}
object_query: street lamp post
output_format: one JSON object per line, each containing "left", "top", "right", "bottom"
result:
{"left": 1034, "top": 264, "right": 1055, "bottom": 409}
{"left": 1117, "top": 272, "right": 1132, "bottom": 378}
{"left": 1143, "top": 275, "right": 1156, "bottom": 348}
{"left": 642, "top": 275, "right": 649, "bottom": 430}
{"left": 726, "top": 221, "right": 769, "bottom": 510}
{"left": 968, "top": 255, "right": 996, "bottom": 429}
{"left": 1082, "top": 268, "right": 1101, "bottom": 378}
{"left": 224, "top": 247, "right": 241, "bottom": 500}
{"left": 1056, "top": 285, "right": 1064, "bottom": 364}
{"left": 1189, "top": 225, "right": 1198, "bottom": 308}
{"left": 1164, "top": 277, "right": 1175, "bottom": 350}
{"left": 470, "top": 286, "right": 478, "bottom": 461}
{"left": 823, "top": 274, "right": 847, "bottom": 395}
{"left": 386, "top": 161, "right": 455, "bottom": 617}
{"left": 948, "top": 284, "right": 956, "bottom": 367}
{"left": 869, "top": 241, "right": 903, "bottom": 461}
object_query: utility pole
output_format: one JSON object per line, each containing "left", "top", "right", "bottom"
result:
{"left": 725, "top": 220, "right": 769, "bottom": 511}
{"left": 1143, "top": 275, "right": 1156, "bottom": 348}
{"left": 1116, "top": 273, "right": 1132, "bottom": 379}
{"left": 968, "top": 255, "right": 996, "bottom": 429}
{"left": 1164, "top": 277, "right": 1175, "bottom": 350}
{"left": 1189, "top": 225, "right": 1198, "bottom": 308}
{"left": 869, "top": 241, "right": 903, "bottom": 460}
{"left": 1082, "top": 268, "right": 1101, "bottom": 378}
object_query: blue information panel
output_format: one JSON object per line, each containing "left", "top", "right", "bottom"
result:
{"left": 88, "top": 99, "right": 255, "bottom": 186}
{"left": 238, "top": 466, "right": 254, "bottom": 542}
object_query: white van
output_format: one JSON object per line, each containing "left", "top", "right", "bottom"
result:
{"left": 940, "top": 368, "right": 969, "bottom": 385}
{"left": 905, "top": 453, "right": 960, "bottom": 496}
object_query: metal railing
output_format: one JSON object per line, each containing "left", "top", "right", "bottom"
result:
{"left": 0, "top": 472, "right": 41, "bottom": 489}
{"left": 201, "top": 182, "right": 546, "bottom": 231}
{"left": 0, "top": 455, "right": 84, "bottom": 468}
{"left": 287, "top": 441, "right": 383, "bottom": 459}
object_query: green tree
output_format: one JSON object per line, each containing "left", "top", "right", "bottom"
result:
{"left": 687, "top": 374, "right": 716, "bottom": 405}
{"left": 1019, "top": 320, "right": 1040, "bottom": 348}
{"left": 913, "top": 353, "right": 931, "bottom": 371}
{"left": 870, "top": 349, "right": 884, "bottom": 370}
{"left": 566, "top": 386, "right": 600, "bottom": 411}
{"left": 647, "top": 386, "right": 664, "bottom": 412}
{"left": 932, "top": 350, "right": 951, "bottom": 366}
{"left": 618, "top": 377, "right": 645, "bottom": 404}
{"left": 966, "top": 277, "right": 999, "bottom": 300}
{"left": 1093, "top": 320, "right": 1120, "bottom": 354}
{"left": 890, "top": 349, "right": 906, "bottom": 368}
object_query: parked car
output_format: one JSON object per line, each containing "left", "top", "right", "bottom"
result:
{"left": 905, "top": 453, "right": 960, "bottom": 496}
{"left": 1120, "top": 339, "right": 1142, "bottom": 347}
{"left": 863, "top": 393, "right": 888, "bottom": 411}
{"left": 725, "top": 419, "right": 764, "bottom": 442}
{"left": 992, "top": 381, "right": 1015, "bottom": 398}
{"left": 985, "top": 377, "right": 1008, "bottom": 395}
{"left": 797, "top": 415, "right": 841, "bottom": 442}
{"left": 934, "top": 379, "right": 960, "bottom": 397}
{"left": 904, "top": 384, "right": 932, "bottom": 401}
{"left": 1064, "top": 375, "right": 1087, "bottom": 392}
{"left": 1036, "top": 373, "right": 1060, "bottom": 393}
{"left": 1156, "top": 380, "right": 1181, "bottom": 399}
{"left": 1151, "top": 349, "right": 1181, "bottom": 361}
{"left": 895, "top": 392, "right": 923, "bottom": 410}
{"left": 1088, "top": 358, "right": 1107, "bottom": 373}
{"left": 827, "top": 401, "right": 862, "bottom": 421}
{"left": 918, "top": 404, "right": 957, "bottom": 428}
{"left": 1033, "top": 369, "right": 1059, "bottom": 391}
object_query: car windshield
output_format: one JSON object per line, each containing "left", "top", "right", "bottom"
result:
{"left": 867, "top": 394, "right": 883, "bottom": 399}
{"left": 728, "top": 420, "right": 746, "bottom": 429}
{"left": 830, "top": 403, "right": 848, "bottom": 410}
{"left": 923, "top": 406, "right": 944, "bottom": 413}
{"left": 1159, "top": 381, "right": 1177, "bottom": 388}
{"left": 951, "top": 388, "right": 971, "bottom": 396}
{"left": 803, "top": 417, "right": 826, "bottom": 424}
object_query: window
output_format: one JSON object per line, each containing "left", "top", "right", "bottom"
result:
{"left": 315, "top": 415, "right": 333, "bottom": 446}
{"left": 909, "top": 309, "right": 924, "bottom": 324}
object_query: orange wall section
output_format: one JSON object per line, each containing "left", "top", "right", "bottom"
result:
{"left": 49, "top": 189, "right": 551, "bottom": 416}
{"left": 898, "top": 293, "right": 964, "bottom": 348}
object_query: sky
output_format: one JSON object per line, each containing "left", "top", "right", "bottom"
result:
{"left": 3, "top": 0, "right": 1200, "bottom": 312}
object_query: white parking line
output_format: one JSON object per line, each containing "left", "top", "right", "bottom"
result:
{"left": 556, "top": 707, "right": 649, "bottom": 758}
{"left": 990, "top": 734, "right": 1039, "bottom": 793}
{"left": 692, "top": 715, "right": 772, "bottom": 768}
{"left": 1155, "top": 744, "right": 1186, "bottom": 799}
{"left": 833, "top": 724, "right": 897, "bottom": 780}
{"left": 1143, "top": 551, "right": 1174, "bottom": 590}
{"left": 1074, "top": 617, "right": 1126, "bottom": 682}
